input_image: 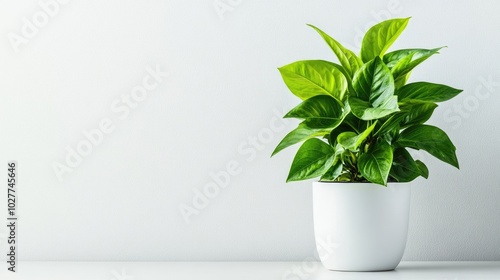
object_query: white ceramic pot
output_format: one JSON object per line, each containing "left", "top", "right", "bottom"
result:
{"left": 313, "top": 182, "right": 411, "bottom": 271}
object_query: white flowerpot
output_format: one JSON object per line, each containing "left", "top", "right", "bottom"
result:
{"left": 313, "top": 182, "right": 411, "bottom": 271}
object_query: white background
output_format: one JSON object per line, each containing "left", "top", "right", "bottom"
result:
{"left": 0, "top": 0, "right": 499, "bottom": 261}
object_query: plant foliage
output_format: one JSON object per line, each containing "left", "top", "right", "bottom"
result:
{"left": 272, "top": 18, "right": 462, "bottom": 186}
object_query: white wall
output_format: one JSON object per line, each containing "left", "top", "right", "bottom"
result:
{"left": 0, "top": 0, "right": 499, "bottom": 261}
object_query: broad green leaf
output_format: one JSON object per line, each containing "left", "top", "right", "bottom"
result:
{"left": 337, "top": 122, "right": 376, "bottom": 151}
{"left": 285, "top": 95, "right": 342, "bottom": 119}
{"left": 384, "top": 48, "right": 443, "bottom": 69}
{"left": 315, "top": 62, "right": 356, "bottom": 95}
{"left": 397, "top": 82, "right": 463, "bottom": 102}
{"left": 415, "top": 160, "right": 429, "bottom": 179}
{"left": 358, "top": 140, "right": 393, "bottom": 185}
{"left": 284, "top": 95, "right": 347, "bottom": 129}
{"left": 278, "top": 60, "right": 347, "bottom": 101}
{"left": 355, "top": 127, "right": 374, "bottom": 148}
{"left": 287, "top": 138, "right": 335, "bottom": 182}
{"left": 390, "top": 147, "right": 420, "bottom": 182}
{"left": 384, "top": 49, "right": 417, "bottom": 68}
{"left": 308, "top": 24, "right": 363, "bottom": 79}
{"left": 272, "top": 125, "right": 330, "bottom": 156}
{"left": 302, "top": 118, "right": 344, "bottom": 129}
{"left": 394, "top": 71, "right": 411, "bottom": 89}
{"left": 333, "top": 143, "right": 345, "bottom": 158}
{"left": 360, "top": 18, "right": 410, "bottom": 62}
{"left": 330, "top": 62, "right": 356, "bottom": 94}
{"left": 320, "top": 161, "right": 343, "bottom": 181}
{"left": 349, "top": 95, "right": 399, "bottom": 120}
{"left": 336, "top": 132, "right": 357, "bottom": 149}
{"left": 390, "top": 48, "right": 442, "bottom": 84}
{"left": 328, "top": 123, "right": 354, "bottom": 145}
{"left": 374, "top": 112, "right": 406, "bottom": 136}
{"left": 350, "top": 57, "right": 399, "bottom": 120}
{"left": 330, "top": 62, "right": 351, "bottom": 83}
{"left": 381, "top": 124, "right": 400, "bottom": 144}
{"left": 343, "top": 113, "right": 367, "bottom": 133}
{"left": 396, "top": 125, "right": 459, "bottom": 168}
{"left": 399, "top": 100, "right": 438, "bottom": 127}
{"left": 352, "top": 57, "right": 395, "bottom": 106}
{"left": 390, "top": 52, "right": 412, "bottom": 75}
{"left": 306, "top": 106, "right": 350, "bottom": 129}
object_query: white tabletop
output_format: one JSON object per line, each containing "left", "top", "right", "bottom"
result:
{"left": 1, "top": 261, "right": 499, "bottom": 279}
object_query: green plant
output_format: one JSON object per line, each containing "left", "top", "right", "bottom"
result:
{"left": 272, "top": 18, "right": 462, "bottom": 186}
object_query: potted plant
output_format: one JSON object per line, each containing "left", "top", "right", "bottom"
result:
{"left": 272, "top": 18, "right": 462, "bottom": 271}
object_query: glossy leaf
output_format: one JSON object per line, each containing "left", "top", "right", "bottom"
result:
{"left": 394, "top": 71, "right": 411, "bottom": 89}
{"left": 333, "top": 143, "right": 346, "bottom": 158}
{"left": 330, "top": 63, "right": 350, "bottom": 81}
{"left": 399, "top": 100, "right": 438, "bottom": 127}
{"left": 272, "top": 125, "right": 330, "bottom": 156}
{"left": 360, "top": 18, "right": 410, "bottom": 62}
{"left": 358, "top": 140, "right": 393, "bottom": 186}
{"left": 328, "top": 123, "right": 354, "bottom": 146}
{"left": 350, "top": 57, "right": 399, "bottom": 120}
{"left": 302, "top": 118, "right": 344, "bottom": 130}
{"left": 396, "top": 125, "right": 459, "bottom": 168}
{"left": 381, "top": 124, "right": 400, "bottom": 144}
{"left": 326, "top": 63, "right": 356, "bottom": 94}
{"left": 390, "top": 48, "right": 442, "bottom": 84}
{"left": 337, "top": 122, "right": 376, "bottom": 151}
{"left": 278, "top": 60, "right": 347, "bottom": 101}
{"left": 287, "top": 138, "right": 335, "bottom": 182}
{"left": 385, "top": 49, "right": 435, "bottom": 68}
{"left": 415, "top": 160, "right": 429, "bottom": 179}
{"left": 390, "top": 147, "right": 420, "bottom": 182}
{"left": 353, "top": 122, "right": 376, "bottom": 150}
{"left": 349, "top": 95, "right": 399, "bottom": 120}
{"left": 285, "top": 95, "right": 342, "bottom": 119}
{"left": 320, "top": 161, "right": 343, "bottom": 181}
{"left": 397, "top": 82, "right": 463, "bottom": 102}
{"left": 284, "top": 95, "right": 344, "bottom": 129}
{"left": 308, "top": 24, "right": 363, "bottom": 79}
{"left": 336, "top": 132, "right": 357, "bottom": 149}
{"left": 352, "top": 57, "right": 395, "bottom": 106}
{"left": 374, "top": 113, "right": 406, "bottom": 136}
{"left": 384, "top": 48, "right": 442, "bottom": 76}
{"left": 308, "top": 105, "right": 350, "bottom": 129}
{"left": 343, "top": 113, "right": 367, "bottom": 133}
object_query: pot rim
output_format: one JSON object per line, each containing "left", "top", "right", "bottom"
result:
{"left": 313, "top": 181, "right": 412, "bottom": 186}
